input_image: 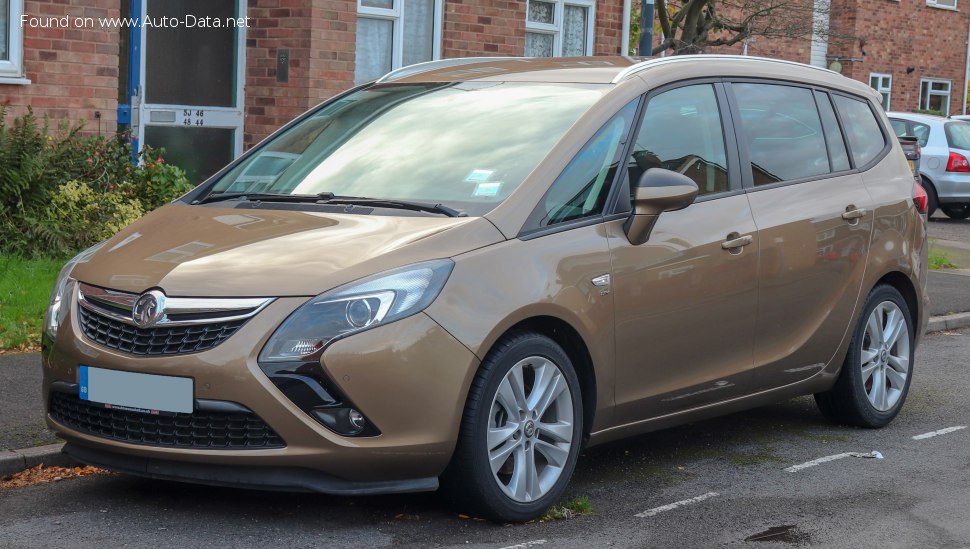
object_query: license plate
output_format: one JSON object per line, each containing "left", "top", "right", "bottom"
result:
{"left": 908, "top": 159, "right": 916, "bottom": 172}
{"left": 79, "top": 366, "right": 193, "bottom": 414}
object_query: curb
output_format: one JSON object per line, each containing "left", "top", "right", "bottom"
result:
{"left": 926, "top": 312, "right": 970, "bottom": 333}
{"left": 0, "top": 443, "right": 77, "bottom": 478}
{"left": 2, "top": 312, "right": 970, "bottom": 479}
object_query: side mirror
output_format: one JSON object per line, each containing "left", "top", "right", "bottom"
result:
{"left": 624, "top": 168, "right": 699, "bottom": 245}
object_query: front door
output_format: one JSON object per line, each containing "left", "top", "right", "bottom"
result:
{"left": 136, "top": 0, "right": 245, "bottom": 184}
{"left": 609, "top": 82, "right": 759, "bottom": 424}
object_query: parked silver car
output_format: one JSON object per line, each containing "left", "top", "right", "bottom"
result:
{"left": 888, "top": 112, "right": 970, "bottom": 218}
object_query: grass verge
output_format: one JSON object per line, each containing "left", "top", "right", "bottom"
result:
{"left": 540, "top": 495, "right": 592, "bottom": 521}
{"left": 928, "top": 249, "right": 958, "bottom": 270}
{"left": 0, "top": 255, "right": 63, "bottom": 353}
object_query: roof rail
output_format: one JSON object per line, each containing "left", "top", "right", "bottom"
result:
{"left": 377, "top": 57, "right": 528, "bottom": 83}
{"left": 611, "top": 54, "right": 838, "bottom": 84}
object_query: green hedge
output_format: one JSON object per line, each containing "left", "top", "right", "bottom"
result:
{"left": 0, "top": 105, "right": 193, "bottom": 258}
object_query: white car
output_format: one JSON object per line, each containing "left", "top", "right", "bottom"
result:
{"left": 888, "top": 112, "right": 970, "bottom": 218}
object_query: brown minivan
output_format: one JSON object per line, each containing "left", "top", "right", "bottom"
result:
{"left": 42, "top": 56, "right": 929, "bottom": 521}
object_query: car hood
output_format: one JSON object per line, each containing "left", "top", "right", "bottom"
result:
{"left": 70, "top": 204, "right": 505, "bottom": 297}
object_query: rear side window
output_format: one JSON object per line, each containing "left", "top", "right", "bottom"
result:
{"left": 530, "top": 100, "right": 638, "bottom": 228}
{"left": 944, "top": 121, "right": 970, "bottom": 150}
{"left": 912, "top": 123, "right": 930, "bottom": 147}
{"left": 890, "top": 119, "right": 908, "bottom": 137}
{"left": 627, "top": 84, "right": 730, "bottom": 196}
{"left": 832, "top": 95, "right": 886, "bottom": 167}
{"left": 815, "top": 93, "right": 851, "bottom": 172}
{"left": 733, "top": 83, "right": 830, "bottom": 184}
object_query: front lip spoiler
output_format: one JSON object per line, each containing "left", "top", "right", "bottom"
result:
{"left": 63, "top": 443, "right": 439, "bottom": 496}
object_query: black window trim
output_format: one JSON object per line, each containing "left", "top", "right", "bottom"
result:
{"left": 724, "top": 77, "right": 891, "bottom": 194}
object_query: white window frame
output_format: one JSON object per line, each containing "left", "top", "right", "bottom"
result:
{"left": 919, "top": 78, "right": 951, "bottom": 113}
{"left": 926, "top": 0, "right": 957, "bottom": 10}
{"left": 356, "top": 0, "right": 442, "bottom": 78}
{"left": 525, "top": 0, "right": 596, "bottom": 57}
{"left": 869, "top": 72, "right": 892, "bottom": 111}
{"left": 0, "top": 0, "right": 27, "bottom": 83}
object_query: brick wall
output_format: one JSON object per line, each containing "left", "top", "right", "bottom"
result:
{"left": 833, "top": 0, "right": 970, "bottom": 115}
{"left": 442, "top": 0, "right": 525, "bottom": 56}
{"left": 0, "top": 0, "right": 119, "bottom": 136}
{"left": 594, "top": 0, "right": 625, "bottom": 55}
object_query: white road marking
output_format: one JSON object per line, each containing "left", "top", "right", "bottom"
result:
{"left": 784, "top": 451, "right": 882, "bottom": 473}
{"left": 499, "top": 540, "right": 546, "bottom": 549}
{"left": 912, "top": 426, "right": 967, "bottom": 440}
{"left": 635, "top": 492, "right": 719, "bottom": 518}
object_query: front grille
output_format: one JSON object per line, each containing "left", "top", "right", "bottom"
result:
{"left": 78, "top": 305, "right": 247, "bottom": 356}
{"left": 49, "top": 391, "right": 286, "bottom": 450}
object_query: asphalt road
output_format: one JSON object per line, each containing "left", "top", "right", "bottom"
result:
{"left": 2, "top": 328, "right": 969, "bottom": 548}
{"left": 928, "top": 210, "right": 970, "bottom": 243}
{"left": 0, "top": 353, "right": 56, "bottom": 451}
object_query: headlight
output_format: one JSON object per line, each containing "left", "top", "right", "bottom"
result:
{"left": 259, "top": 259, "right": 454, "bottom": 363}
{"left": 44, "top": 241, "right": 106, "bottom": 340}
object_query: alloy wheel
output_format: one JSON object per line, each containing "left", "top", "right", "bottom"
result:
{"left": 487, "top": 356, "right": 574, "bottom": 503}
{"left": 861, "top": 301, "right": 910, "bottom": 412}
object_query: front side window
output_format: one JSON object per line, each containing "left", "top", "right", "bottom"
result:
{"left": 833, "top": 95, "right": 886, "bottom": 168}
{"left": 205, "top": 82, "right": 607, "bottom": 216}
{"left": 733, "top": 83, "right": 830, "bottom": 184}
{"left": 525, "top": 0, "right": 595, "bottom": 57}
{"left": 355, "top": 0, "right": 440, "bottom": 84}
{"left": 0, "top": 0, "right": 24, "bottom": 79}
{"left": 626, "top": 84, "right": 730, "bottom": 197}
{"left": 530, "top": 100, "right": 637, "bottom": 228}
{"left": 868, "top": 73, "right": 892, "bottom": 111}
{"left": 945, "top": 121, "right": 970, "bottom": 150}
{"left": 919, "top": 78, "right": 951, "bottom": 114}
{"left": 889, "top": 119, "right": 908, "bottom": 137}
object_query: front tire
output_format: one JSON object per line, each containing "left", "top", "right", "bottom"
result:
{"left": 442, "top": 332, "right": 583, "bottom": 522}
{"left": 815, "top": 285, "right": 914, "bottom": 428}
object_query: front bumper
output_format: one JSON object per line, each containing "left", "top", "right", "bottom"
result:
{"left": 43, "top": 289, "right": 480, "bottom": 490}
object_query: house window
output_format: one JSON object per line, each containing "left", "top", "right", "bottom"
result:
{"left": 869, "top": 73, "right": 892, "bottom": 111}
{"left": 525, "top": 0, "right": 595, "bottom": 57}
{"left": 927, "top": 0, "right": 957, "bottom": 10}
{"left": 919, "top": 78, "right": 951, "bottom": 114}
{"left": 354, "top": 0, "right": 441, "bottom": 85}
{"left": 0, "top": 0, "right": 25, "bottom": 80}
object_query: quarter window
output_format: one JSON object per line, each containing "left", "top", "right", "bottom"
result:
{"left": 733, "top": 83, "right": 830, "bottom": 184}
{"left": 626, "top": 84, "right": 730, "bottom": 197}
{"left": 531, "top": 101, "right": 637, "bottom": 228}
{"left": 868, "top": 73, "right": 892, "bottom": 110}
{"left": 833, "top": 95, "right": 886, "bottom": 168}
{"left": 0, "top": 0, "right": 25, "bottom": 80}
{"left": 525, "top": 0, "right": 595, "bottom": 57}
{"left": 919, "top": 78, "right": 951, "bottom": 114}
{"left": 355, "top": 0, "right": 441, "bottom": 85}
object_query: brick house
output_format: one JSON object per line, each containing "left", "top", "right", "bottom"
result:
{"left": 0, "top": 0, "right": 631, "bottom": 182}
{"left": 708, "top": 0, "right": 970, "bottom": 116}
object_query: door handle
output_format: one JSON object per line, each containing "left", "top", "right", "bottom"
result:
{"left": 842, "top": 206, "right": 867, "bottom": 221}
{"left": 721, "top": 233, "right": 753, "bottom": 250}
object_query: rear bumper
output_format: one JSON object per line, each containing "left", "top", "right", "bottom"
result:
{"left": 930, "top": 172, "right": 970, "bottom": 203}
{"left": 63, "top": 442, "right": 438, "bottom": 495}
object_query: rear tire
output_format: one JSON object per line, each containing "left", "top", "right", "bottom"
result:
{"left": 922, "top": 178, "right": 939, "bottom": 218}
{"left": 940, "top": 203, "right": 970, "bottom": 220}
{"left": 815, "top": 285, "right": 914, "bottom": 428}
{"left": 441, "top": 332, "right": 583, "bottom": 522}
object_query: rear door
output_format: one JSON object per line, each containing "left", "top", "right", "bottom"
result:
{"left": 728, "top": 82, "right": 877, "bottom": 390}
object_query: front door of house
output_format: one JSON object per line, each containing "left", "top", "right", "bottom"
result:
{"left": 136, "top": 0, "right": 245, "bottom": 184}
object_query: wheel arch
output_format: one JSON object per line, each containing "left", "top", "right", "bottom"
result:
{"left": 487, "top": 316, "right": 598, "bottom": 445}
{"left": 873, "top": 270, "right": 921, "bottom": 330}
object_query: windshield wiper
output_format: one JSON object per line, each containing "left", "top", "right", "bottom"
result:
{"left": 193, "top": 191, "right": 333, "bottom": 205}
{"left": 322, "top": 197, "right": 466, "bottom": 217}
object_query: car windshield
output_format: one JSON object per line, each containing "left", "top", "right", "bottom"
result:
{"left": 945, "top": 121, "right": 970, "bottom": 150}
{"left": 200, "top": 82, "right": 608, "bottom": 216}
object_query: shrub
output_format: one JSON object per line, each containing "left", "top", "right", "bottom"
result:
{"left": 0, "top": 105, "right": 191, "bottom": 257}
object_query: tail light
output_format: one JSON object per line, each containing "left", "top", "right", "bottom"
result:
{"left": 914, "top": 181, "right": 929, "bottom": 214}
{"left": 946, "top": 151, "right": 970, "bottom": 172}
